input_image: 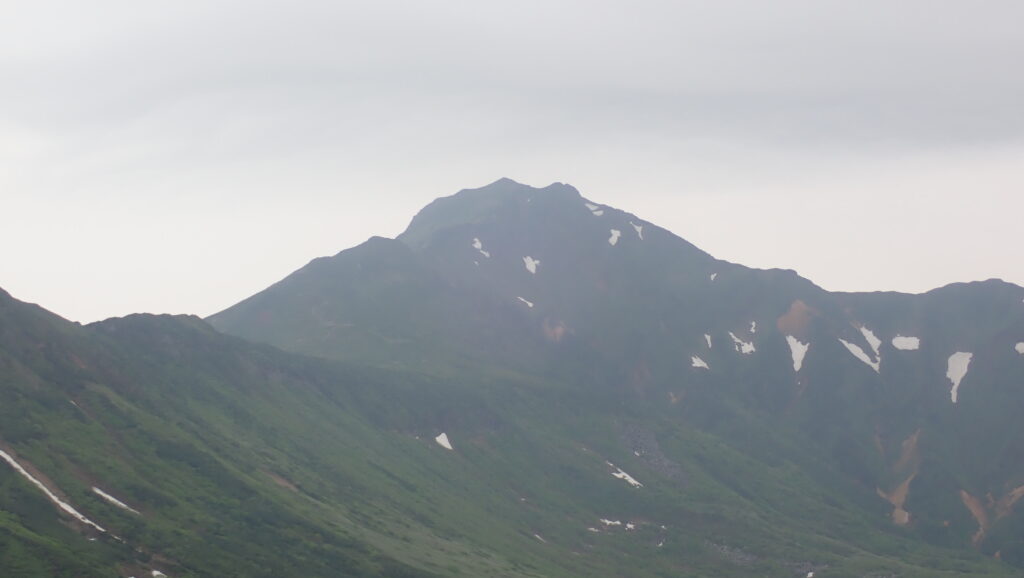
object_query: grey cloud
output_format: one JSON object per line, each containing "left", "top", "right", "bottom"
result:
{"left": 4, "top": 0, "right": 1023, "bottom": 145}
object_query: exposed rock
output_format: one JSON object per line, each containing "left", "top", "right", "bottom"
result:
{"left": 704, "top": 541, "right": 758, "bottom": 566}
{"left": 620, "top": 425, "right": 687, "bottom": 485}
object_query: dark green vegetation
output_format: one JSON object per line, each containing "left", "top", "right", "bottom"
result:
{"left": 3, "top": 179, "right": 1024, "bottom": 576}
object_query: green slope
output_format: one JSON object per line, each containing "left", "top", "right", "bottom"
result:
{"left": 2, "top": 285, "right": 1017, "bottom": 576}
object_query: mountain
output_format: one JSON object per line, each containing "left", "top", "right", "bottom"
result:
{"left": 210, "top": 179, "right": 1024, "bottom": 572}
{"left": 2, "top": 179, "right": 1022, "bottom": 577}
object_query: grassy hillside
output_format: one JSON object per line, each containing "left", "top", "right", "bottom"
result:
{"left": 1, "top": 285, "right": 1018, "bottom": 576}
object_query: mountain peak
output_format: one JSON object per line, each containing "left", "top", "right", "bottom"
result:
{"left": 481, "top": 177, "right": 579, "bottom": 194}
{"left": 488, "top": 176, "right": 523, "bottom": 187}
{"left": 398, "top": 178, "right": 582, "bottom": 249}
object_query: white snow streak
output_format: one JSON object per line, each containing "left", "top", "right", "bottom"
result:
{"left": 0, "top": 449, "right": 106, "bottom": 532}
{"left": 584, "top": 202, "right": 604, "bottom": 216}
{"left": 534, "top": 533, "right": 547, "bottom": 543}
{"left": 629, "top": 221, "right": 644, "bottom": 240}
{"left": 523, "top": 256, "right": 540, "bottom": 274}
{"left": 704, "top": 334, "right": 712, "bottom": 348}
{"left": 691, "top": 356, "right": 710, "bottom": 370}
{"left": 92, "top": 487, "right": 140, "bottom": 515}
{"left": 838, "top": 339, "right": 880, "bottom": 373}
{"left": 517, "top": 297, "right": 534, "bottom": 308}
{"left": 710, "top": 273, "right": 718, "bottom": 281}
{"left": 434, "top": 433, "right": 453, "bottom": 450}
{"left": 860, "top": 326, "right": 882, "bottom": 359}
{"left": 606, "top": 462, "right": 643, "bottom": 487}
{"left": 947, "top": 352, "right": 973, "bottom": 404}
{"left": 608, "top": 229, "right": 621, "bottom": 246}
{"left": 728, "top": 332, "right": 756, "bottom": 354}
{"left": 1016, "top": 342, "right": 1024, "bottom": 355}
{"left": 600, "top": 519, "right": 622, "bottom": 526}
{"left": 471, "top": 238, "right": 490, "bottom": 258}
{"left": 892, "top": 335, "right": 920, "bottom": 350}
{"left": 786, "top": 336, "right": 810, "bottom": 372}
{"left": 750, "top": 321, "right": 757, "bottom": 334}
{"left": 625, "top": 522, "right": 636, "bottom": 530}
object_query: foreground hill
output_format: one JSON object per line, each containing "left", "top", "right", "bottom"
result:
{"left": 8, "top": 287, "right": 1012, "bottom": 577}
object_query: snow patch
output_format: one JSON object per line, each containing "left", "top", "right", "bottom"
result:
{"left": 471, "top": 238, "right": 490, "bottom": 258}
{"left": 533, "top": 533, "right": 547, "bottom": 543}
{"left": 523, "top": 256, "right": 540, "bottom": 274}
{"left": 839, "top": 338, "right": 880, "bottom": 373}
{"left": 600, "top": 519, "right": 622, "bottom": 526}
{"left": 947, "top": 352, "right": 973, "bottom": 404}
{"left": 606, "top": 462, "right": 643, "bottom": 487}
{"left": 892, "top": 335, "right": 920, "bottom": 350}
{"left": 587, "top": 527, "right": 600, "bottom": 532}
{"left": 728, "top": 332, "right": 756, "bottom": 354}
{"left": 749, "top": 321, "right": 757, "bottom": 334}
{"left": 1015, "top": 342, "right": 1024, "bottom": 355}
{"left": 625, "top": 522, "right": 636, "bottom": 530}
{"left": 704, "top": 334, "right": 712, "bottom": 348}
{"left": 517, "top": 297, "right": 534, "bottom": 308}
{"left": 584, "top": 202, "right": 604, "bottom": 216}
{"left": 92, "top": 487, "right": 140, "bottom": 515}
{"left": 709, "top": 273, "right": 717, "bottom": 281}
{"left": 152, "top": 572, "right": 167, "bottom": 578}
{"left": 860, "top": 326, "right": 882, "bottom": 358}
{"left": 629, "top": 221, "right": 644, "bottom": 240}
{"left": 608, "top": 229, "right": 621, "bottom": 246}
{"left": 786, "top": 336, "right": 810, "bottom": 372}
{"left": 0, "top": 449, "right": 106, "bottom": 532}
{"left": 691, "top": 356, "right": 710, "bottom": 370}
{"left": 434, "top": 432, "right": 453, "bottom": 450}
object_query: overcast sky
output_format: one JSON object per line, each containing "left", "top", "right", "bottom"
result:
{"left": 3, "top": 0, "right": 1022, "bottom": 323}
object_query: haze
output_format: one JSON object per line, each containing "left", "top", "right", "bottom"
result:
{"left": 3, "top": 0, "right": 1022, "bottom": 323}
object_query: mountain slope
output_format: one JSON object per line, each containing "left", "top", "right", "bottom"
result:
{"left": 209, "top": 179, "right": 1024, "bottom": 573}
{"left": 3, "top": 285, "right": 1017, "bottom": 577}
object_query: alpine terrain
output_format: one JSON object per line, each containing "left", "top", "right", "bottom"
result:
{"left": 3, "top": 178, "right": 1023, "bottom": 577}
